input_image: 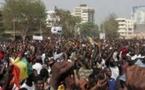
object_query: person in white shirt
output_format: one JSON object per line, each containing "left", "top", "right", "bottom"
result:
{"left": 32, "top": 60, "right": 43, "bottom": 75}
{"left": 41, "top": 53, "right": 46, "bottom": 64}
{"left": 20, "top": 83, "right": 35, "bottom": 90}
{"left": 20, "top": 73, "right": 35, "bottom": 90}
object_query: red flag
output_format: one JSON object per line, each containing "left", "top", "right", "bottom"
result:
{"left": 11, "top": 65, "right": 20, "bottom": 88}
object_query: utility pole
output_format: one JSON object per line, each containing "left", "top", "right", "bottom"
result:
{"left": 13, "top": 18, "right": 16, "bottom": 40}
{"left": 40, "top": 19, "right": 42, "bottom": 36}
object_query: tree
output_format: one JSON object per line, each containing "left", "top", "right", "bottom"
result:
{"left": 79, "top": 22, "right": 99, "bottom": 38}
{"left": 101, "top": 14, "right": 119, "bottom": 40}
{"left": 55, "top": 8, "right": 81, "bottom": 38}
{"left": 0, "top": 11, "right": 5, "bottom": 34}
{"left": 2, "top": 0, "right": 47, "bottom": 40}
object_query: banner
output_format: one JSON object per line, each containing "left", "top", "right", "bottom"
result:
{"left": 51, "top": 26, "right": 62, "bottom": 34}
{"left": 99, "top": 33, "right": 105, "bottom": 39}
{"left": 33, "top": 35, "right": 43, "bottom": 40}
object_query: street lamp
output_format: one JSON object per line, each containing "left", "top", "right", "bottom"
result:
{"left": 12, "top": 18, "right": 16, "bottom": 40}
{"left": 39, "top": 19, "right": 43, "bottom": 36}
{"left": 74, "top": 23, "right": 80, "bottom": 38}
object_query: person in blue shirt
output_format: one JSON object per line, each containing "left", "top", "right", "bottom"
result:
{"left": 106, "top": 68, "right": 116, "bottom": 90}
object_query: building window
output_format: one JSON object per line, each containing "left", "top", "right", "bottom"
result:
{"left": 128, "top": 32, "right": 132, "bottom": 34}
{"left": 82, "top": 9, "right": 88, "bottom": 13}
{"left": 128, "top": 28, "right": 132, "bottom": 31}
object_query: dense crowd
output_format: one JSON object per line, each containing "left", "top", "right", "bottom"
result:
{"left": 0, "top": 38, "right": 145, "bottom": 90}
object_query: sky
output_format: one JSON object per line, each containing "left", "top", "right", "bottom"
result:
{"left": 1, "top": 0, "right": 145, "bottom": 24}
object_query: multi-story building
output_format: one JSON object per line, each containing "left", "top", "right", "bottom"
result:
{"left": 116, "top": 18, "right": 134, "bottom": 39}
{"left": 132, "top": 6, "right": 145, "bottom": 24}
{"left": 46, "top": 10, "right": 60, "bottom": 27}
{"left": 132, "top": 6, "right": 145, "bottom": 39}
{"left": 72, "top": 4, "right": 95, "bottom": 23}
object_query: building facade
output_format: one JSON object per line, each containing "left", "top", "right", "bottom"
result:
{"left": 46, "top": 10, "right": 60, "bottom": 27}
{"left": 132, "top": 6, "right": 145, "bottom": 39}
{"left": 116, "top": 18, "right": 135, "bottom": 39}
{"left": 132, "top": 6, "right": 145, "bottom": 24}
{"left": 72, "top": 4, "right": 95, "bottom": 23}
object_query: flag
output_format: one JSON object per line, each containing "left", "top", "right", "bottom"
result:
{"left": 87, "top": 36, "right": 100, "bottom": 46}
{"left": 87, "top": 36, "right": 94, "bottom": 45}
{"left": 11, "top": 57, "right": 32, "bottom": 88}
{"left": 11, "top": 65, "right": 20, "bottom": 88}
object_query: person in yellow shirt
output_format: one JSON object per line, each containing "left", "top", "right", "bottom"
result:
{"left": 57, "top": 83, "right": 65, "bottom": 90}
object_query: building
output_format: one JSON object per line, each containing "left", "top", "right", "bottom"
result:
{"left": 132, "top": 6, "right": 145, "bottom": 24}
{"left": 46, "top": 10, "right": 60, "bottom": 27}
{"left": 132, "top": 6, "right": 145, "bottom": 39}
{"left": 116, "top": 18, "right": 135, "bottom": 39}
{"left": 72, "top": 4, "right": 95, "bottom": 23}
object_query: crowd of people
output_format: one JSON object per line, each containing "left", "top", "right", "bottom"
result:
{"left": 0, "top": 37, "right": 145, "bottom": 90}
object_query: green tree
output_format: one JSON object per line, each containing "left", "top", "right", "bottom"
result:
{"left": 0, "top": 11, "right": 5, "bottom": 34}
{"left": 55, "top": 8, "right": 81, "bottom": 38}
{"left": 102, "top": 14, "right": 119, "bottom": 39}
{"left": 2, "top": 0, "right": 47, "bottom": 40}
{"left": 79, "top": 22, "right": 99, "bottom": 38}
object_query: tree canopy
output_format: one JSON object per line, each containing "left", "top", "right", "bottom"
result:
{"left": 2, "top": 0, "right": 47, "bottom": 40}
{"left": 101, "top": 14, "right": 119, "bottom": 40}
{"left": 79, "top": 22, "right": 99, "bottom": 38}
{"left": 55, "top": 8, "right": 81, "bottom": 38}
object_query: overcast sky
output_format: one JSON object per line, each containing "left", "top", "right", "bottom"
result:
{"left": 1, "top": 0, "right": 145, "bottom": 24}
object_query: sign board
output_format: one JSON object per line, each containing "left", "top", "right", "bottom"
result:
{"left": 99, "top": 33, "right": 105, "bottom": 39}
{"left": 33, "top": 35, "right": 43, "bottom": 40}
{"left": 51, "top": 26, "right": 62, "bottom": 34}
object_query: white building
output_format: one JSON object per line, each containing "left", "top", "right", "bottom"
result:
{"left": 46, "top": 10, "right": 60, "bottom": 27}
{"left": 132, "top": 6, "right": 145, "bottom": 39}
{"left": 72, "top": 4, "right": 95, "bottom": 23}
{"left": 132, "top": 6, "right": 145, "bottom": 24}
{"left": 116, "top": 18, "right": 135, "bottom": 39}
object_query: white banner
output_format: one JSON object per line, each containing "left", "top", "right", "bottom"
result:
{"left": 51, "top": 26, "right": 62, "bottom": 34}
{"left": 99, "top": 33, "right": 105, "bottom": 39}
{"left": 33, "top": 35, "right": 43, "bottom": 40}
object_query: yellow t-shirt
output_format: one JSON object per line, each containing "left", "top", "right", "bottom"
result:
{"left": 57, "top": 84, "right": 65, "bottom": 90}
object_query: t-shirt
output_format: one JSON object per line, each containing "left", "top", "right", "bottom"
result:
{"left": 0, "top": 86, "right": 3, "bottom": 90}
{"left": 57, "top": 84, "right": 65, "bottom": 90}
{"left": 32, "top": 63, "right": 42, "bottom": 75}
{"left": 21, "top": 83, "right": 35, "bottom": 90}
{"left": 41, "top": 53, "right": 46, "bottom": 64}
{"left": 108, "top": 79, "right": 116, "bottom": 90}
{"left": 110, "top": 66, "right": 119, "bottom": 80}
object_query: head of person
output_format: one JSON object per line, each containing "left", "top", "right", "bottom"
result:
{"left": 105, "top": 68, "right": 112, "bottom": 78}
{"left": 34, "top": 76, "right": 44, "bottom": 90}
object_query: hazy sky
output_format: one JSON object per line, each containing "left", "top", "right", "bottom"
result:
{"left": 42, "top": 0, "right": 145, "bottom": 24}
{"left": 1, "top": 0, "right": 145, "bottom": 24}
